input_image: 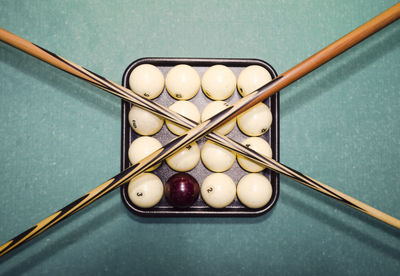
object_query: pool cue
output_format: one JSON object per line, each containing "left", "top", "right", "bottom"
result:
{"left": 1, "top": 3, "right": 400, "bottom": 257}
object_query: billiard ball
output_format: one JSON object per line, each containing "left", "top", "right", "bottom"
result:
{"left": 237, "top": 137, "right": 272, "bottom": 172}
{"left": 201, "top": 141, "right": 236, "bottom": 172}
{"left": 127, "top": 173, "right": 163, "bottom": 208}
{"left": 165, "top": 101, "right": 201, "bottom": 135}
{"left": 237, "top": 102, "right": 272, "bottom": 136}
{"left": 165, "top": 64, "right": 200, "bottom": 100}
{"left": 201, "top": 65, "right": 236, "bottom": 100}
{"left": 201, "top": 173, "right": 236, "bottom": 208}
{"left": 237, "top": 65, "right": 272, "bottom": 96}
{"left": 128, "top": 136, "right": 162, "bottom": 171}
{"left": 165, "top": 173, "right": 200, "bottom": 208}
{"left": 128, "top": 106, "right": 164, "bottom": 135}
{"left": 201, "top": 101, "right": 235, "bottom": 135}
{"left": 129, "top": 64, "right": 164, "bottom": 99}
{"left": 166, "top": 142, "right": 200, "bottom": 172}
{"left": 237, "top": 173, "right": 272, "bottom": 209}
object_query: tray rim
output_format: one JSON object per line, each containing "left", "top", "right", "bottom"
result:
{"left": 120, "top": 57, "right": 280, "bottom": 217}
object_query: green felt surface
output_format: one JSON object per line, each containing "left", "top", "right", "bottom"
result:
{"left": 0, "top": 0, "right": 399, "bottom": 275}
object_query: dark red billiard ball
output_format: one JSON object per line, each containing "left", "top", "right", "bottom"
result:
{"left": 165, "top": 173, "right": 200, "bottom": 208}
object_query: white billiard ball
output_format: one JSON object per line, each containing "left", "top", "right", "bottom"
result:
{"left": 128, "top": 173, "right": 164, "bottom": 208}
{"left": 201, "top": 101, "right": 235, "bottom": 135}
{"left": 128, "top": 136, "right": 162, "bottom": 171}
{"left": 165, "top": 64, "right": 200, "bottom": 100}
{"left": 237, "top": 137, "right": 272, "bottom": 172}
{"left": 201, "top": 65, "right": 236, "bottom": 100}
{"left": 237, "top": 173, "right": 272, "bottom": 209}
{"left": 237, "top": 65, "right": 272, "bottom": 96}
{"left": 128, "top": 106, "right": 164, "bottom": 135}
{"left": 129, "top": 64, "right": 164, "bottom": 99}
{"left": 166, "top": 101, "right": 201, "bottom": 135}
{"left": 237, "top": 102, "right": 272, "bottom": 136}
{"left": 166, "top": 142, "right": 200, "bottom": 172}
{"left": 201, "top": 173, "right": 236, "bottom": 208}
{"left": 201, "top": 141, "right": 236, "bottom": 172}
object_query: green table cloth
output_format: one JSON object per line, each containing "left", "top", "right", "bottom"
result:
{"left": 0, "top": 1, "right": 399, "bottom": 275}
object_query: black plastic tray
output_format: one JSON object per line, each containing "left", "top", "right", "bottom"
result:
{"left": 120, "top": 57, "right": 279, "bottom": 216}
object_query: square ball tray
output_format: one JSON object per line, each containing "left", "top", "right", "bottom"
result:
{"left": 120, "top": 57, "right": 280, "bottom": 217}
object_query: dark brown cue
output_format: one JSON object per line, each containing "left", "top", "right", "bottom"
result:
{"left": 1, "top": 3, "right": 399, "bottom": 257}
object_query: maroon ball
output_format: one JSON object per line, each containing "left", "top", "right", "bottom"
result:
{"left": 165, "top": 173, "right": 200, "bottom": 208}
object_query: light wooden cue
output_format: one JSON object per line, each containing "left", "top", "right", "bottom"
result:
{"left": 0, "top": 3, "right": 399, "bottom": 257}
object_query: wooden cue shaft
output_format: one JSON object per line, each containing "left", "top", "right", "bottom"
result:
{"left": 0, "top": 3, "right": 399, "bottom": 257}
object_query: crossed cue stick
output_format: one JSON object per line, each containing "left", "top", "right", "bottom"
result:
{"left": 0, "top": 2, "right": 399, "bottom": 258}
